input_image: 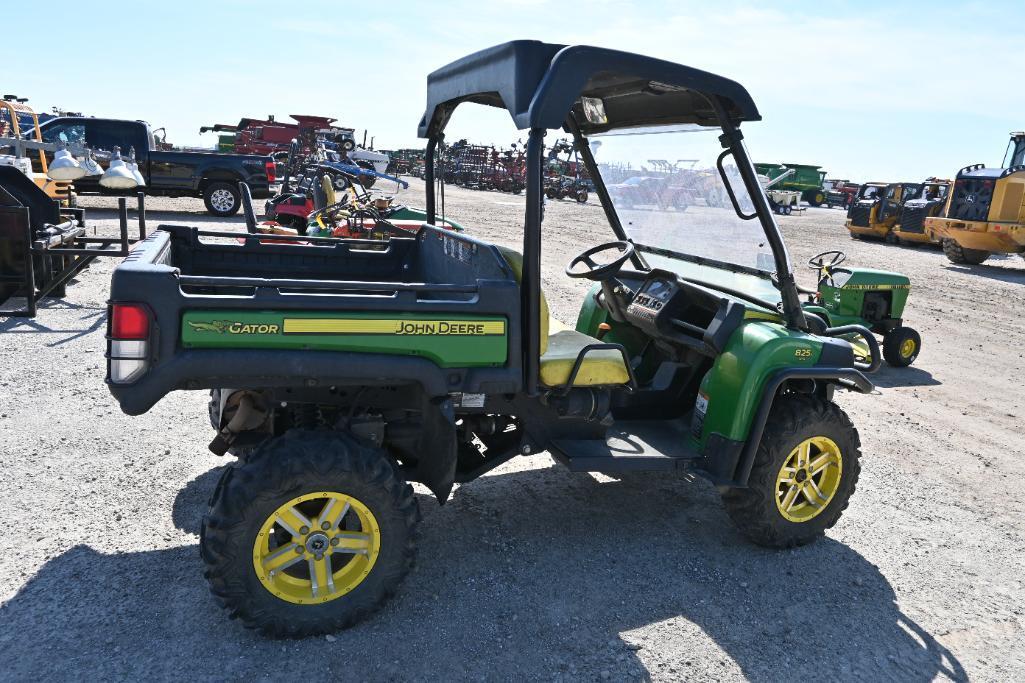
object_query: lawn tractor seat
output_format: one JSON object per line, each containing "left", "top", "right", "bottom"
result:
{"left": 321, "top": 174, "right": 338, "bottom": 207}
{"left": 495, "top": 246, "right": 630, "bottom": 388}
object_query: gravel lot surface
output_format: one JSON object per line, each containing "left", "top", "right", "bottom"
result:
{"left": 1, "top": 182, "right": 1023, "bottom": 681}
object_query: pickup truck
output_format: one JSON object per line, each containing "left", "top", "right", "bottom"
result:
{"left": 37, "top": 117, "right": 275, "bottom": 216}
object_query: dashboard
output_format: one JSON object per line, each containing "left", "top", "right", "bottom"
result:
{"left": 628, "top": 277, "right": 675, "bottom": 323}
{"left": 624, "top": 269, "right": 744, "bottom": 355}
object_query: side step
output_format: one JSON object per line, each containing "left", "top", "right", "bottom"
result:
{"left": 549, "top": 419, "right": 700, "bottom": 473}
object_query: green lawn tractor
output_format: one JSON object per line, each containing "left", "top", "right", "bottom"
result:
{"left": 106, "top": 41, "right": 881, "bottom": 637}
{"left": 801, "top": 250, "right": 920, "bottom": 367}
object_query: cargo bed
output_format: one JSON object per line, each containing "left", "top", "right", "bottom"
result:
{"left": 106, "top": 224, "right": 524, "bottom": 414}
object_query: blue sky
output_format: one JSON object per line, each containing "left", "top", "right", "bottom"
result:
{"left": 8, "top": 0, "right": 1024, "bottom": 181}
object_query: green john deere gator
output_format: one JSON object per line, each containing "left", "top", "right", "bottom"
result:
{"left": 106, "top": 41, "right": 880, "bottom": 637}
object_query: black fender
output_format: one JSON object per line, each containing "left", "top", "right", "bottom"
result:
{"left": 732, "top": 367, "right": 873, "bottom": 487}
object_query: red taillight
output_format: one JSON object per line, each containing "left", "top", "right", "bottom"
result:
{"left": 265, "top": 160, "right": 277, "bottom": 183}
{"left": 108, "top": 303, "right": 151, "bottom": 384}
{"left": 111, "top": 303, "right": 150, "bottom": 340}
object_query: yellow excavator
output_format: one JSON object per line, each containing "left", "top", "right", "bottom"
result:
{"left": 925, "top": 132, "right": 1025, "bottom": 265}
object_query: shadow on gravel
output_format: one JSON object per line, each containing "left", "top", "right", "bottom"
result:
{"left": 871, "top": 365, "right": 941, "bottom": 389}
{"left": 945, "top": 260, "right": 1025, "bottom": 284}
{"left": 0, "top": 465, "right": 967, "bottom": 682}
{"left": 0, "top": 299, "right": 106, "bottom": 345}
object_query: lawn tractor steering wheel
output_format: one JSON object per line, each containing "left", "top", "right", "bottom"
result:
{"left": 808, "top": 250, "right": 846, "bottom": 271}
{"left": 565, "top": 241, "right": 635, "bottom": 280}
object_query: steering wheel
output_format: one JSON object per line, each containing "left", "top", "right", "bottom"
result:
{"left": 808, "top": 250, "right": 846, "bottom": 270}
{"left": 565, "top": 241, "right": 635, "bottom": 280}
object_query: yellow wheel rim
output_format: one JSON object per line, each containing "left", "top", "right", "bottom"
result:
{"left": 900, "top": 338, "right": 916, "bottom": 358}
{"left": 775, "top": 437, "right": 843, "bottom": 523}
{"left": 252, "top": 491, "right": 381, "bottom": 605}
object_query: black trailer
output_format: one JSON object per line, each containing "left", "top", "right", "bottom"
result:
{"left": 0, "top": 166, "right": 143, "bottom": 317}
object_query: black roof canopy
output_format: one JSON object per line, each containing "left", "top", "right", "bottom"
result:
{"left": 417, "top": 40, "right": 761, "bottom": 138}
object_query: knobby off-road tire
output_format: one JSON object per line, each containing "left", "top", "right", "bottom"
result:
{"left": 883, "top": 326, "right": 921, "bottom": 367}
{"left": 942, "top": 238, "right": 989, "bottom": 265}
{"left": 201, "top": 430, "right": 419, "bottom": 637}
{"left": 722, "top": 395, "right": 861, "bottom": 548}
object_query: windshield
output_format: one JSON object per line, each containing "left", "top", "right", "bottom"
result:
{"left": 590, "top": 124, "right": 777, "bottom": 280}
{"left": 1001, "top": 136, "right": 1025, "bottom": 168}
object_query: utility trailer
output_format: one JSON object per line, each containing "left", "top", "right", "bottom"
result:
{"left": 0, "top": 166, "right": 143, "bottom": 317}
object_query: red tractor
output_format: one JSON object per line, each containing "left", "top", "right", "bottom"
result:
{"left": 201, "top": 115, "right": 356, "bottom": 158}
{"left": 825, "top": 179, "right": 860, "bottom": 209}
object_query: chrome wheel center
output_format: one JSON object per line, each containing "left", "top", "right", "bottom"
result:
{"left": 305, "top": 533, "right": 330, "bottom": 554}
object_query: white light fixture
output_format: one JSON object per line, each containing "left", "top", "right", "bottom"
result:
{"left": 80, "top": 148, "right": 103, "bottom": 176}
{"left": 47, "top": 142, "right": 87, "bottom": 181}
{"left": 99, "top": 146, "right": 138, "bottom": 189}
{"left": 127, "top": 147, "right": 146, "bottom": 187}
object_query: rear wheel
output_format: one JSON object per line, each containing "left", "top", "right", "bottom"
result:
{"left": 942, "top": 238, "right": 989, "bottom": 265}
{"left": 203, "top": 181, "right": 241, "bottom": 216}
{"left": 883, "top": 326, "right": 921, "bottom": 367}
{"left": 722, "top": 395, "right": 860, "bottom": 548}
{"left": 201, "top": 430, "right": 418, "bottom": 637}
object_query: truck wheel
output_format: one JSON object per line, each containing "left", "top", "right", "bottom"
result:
{"left": 201, "top": 431, "right": 418, "bottom": 637}
{"left": 722, "top": 395, "right": 861, "bottom": 548}
{"left": 204, "top": 182, "right": 241, "bottom": 216}
{"left": 942, "top": 239, "right": 989, "bottom": 265}
{"left": 883, "top": 327, "right": 921, "bottom": 367}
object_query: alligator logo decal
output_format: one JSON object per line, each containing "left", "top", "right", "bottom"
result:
{"left": 187, "top": 320, "right": 231, "bottom": 333}
{"left": 187, "top": 320, "right": 281, "bottom": 334}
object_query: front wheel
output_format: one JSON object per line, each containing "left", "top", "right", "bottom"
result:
{"left": 203, "top": 181, "right": 241, "bottom": 216}
{"left": 575, "top": 189, "right": 588, "bottom": 204}
{"left": 883, "top": 326, "right": 921, "bottom": 367}
{"left": 201, "top": 430, "right": 419, "bottom": 637}
{"left": 722, "top": 395, "right": 861, "bottom": 548}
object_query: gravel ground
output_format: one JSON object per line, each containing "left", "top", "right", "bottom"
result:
{"left": 1, "top": 182, "right": 1023, "bottom": 681}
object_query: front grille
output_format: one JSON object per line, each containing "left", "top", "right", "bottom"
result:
{"left": 899, "top": 206, "right": 927, "bottom": 233}
{"left": 850, "top": 204, "right": 872, "bottom": 227}
{"left": 949, "top": 178, "right": 993, "bottom": 221}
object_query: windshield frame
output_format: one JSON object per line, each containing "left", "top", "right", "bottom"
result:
{"left": 568, "top": 106, "right": 803, "bottom": 328}
{"left": 1002, "top": 135, "right": 1025, "bottom": 168}
{"left": 580, "top": 123, "right": 793, "bottom": 274}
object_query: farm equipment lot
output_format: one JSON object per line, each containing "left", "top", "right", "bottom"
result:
{"left": 1, "top": 183, "right": 1023, "bottom": 681}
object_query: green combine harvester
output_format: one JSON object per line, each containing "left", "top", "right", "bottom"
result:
{"left": 755, "top": 162, "right": 828, "bottom": 206}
